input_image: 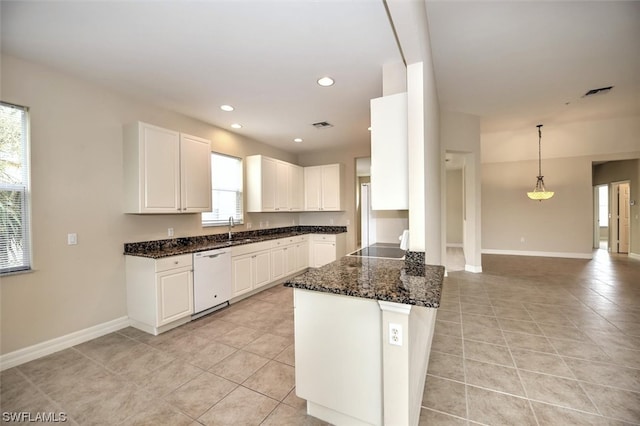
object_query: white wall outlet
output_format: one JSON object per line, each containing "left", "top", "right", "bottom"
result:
{"left": 246, "top": 222, "right": 252, "bottom": 229}
{"left": 259, "top": 221, "right": 264, "bottom": 228}
{"left": 168, "top": 228, "right": 174, "bottom": 237}
{"left": 520, "top": 237, "right": 525, "bottom": 243}
{"left": 346, "top": 220, "right": 350, "bottom": 226}
{"left": 67, "top": 233, "right": 77, "bottom": 245}
{"left": 389, "top": 323, "right": 402, "bottom": 346}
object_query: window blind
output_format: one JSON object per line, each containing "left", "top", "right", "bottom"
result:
{"left": 202, "top": 152, "right": 244, "bottom": 226}
{"left": 1, "top": 101, "right": 31, "bottom": 274}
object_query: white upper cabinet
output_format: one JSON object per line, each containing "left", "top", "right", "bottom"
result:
{"left": 179, "top": 133, "right": 213, "bottom": 212}
{"left": 370, "top": 92, "right": 408, "bottom": 210}
{"left": 246, "top": 155, "right": 304, "bottom": 212}
{"left": 304, "top": 164, "right": 343, "bottom": 211}
{"left": 123, "top": 122, "right": 211, "bottom": 214}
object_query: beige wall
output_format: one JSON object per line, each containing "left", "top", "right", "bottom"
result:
{"left": 482, "top": 117, "right": 640, "bottom": 257}
{"left": 0, "top": 55, "right": 302, "bottom": 354}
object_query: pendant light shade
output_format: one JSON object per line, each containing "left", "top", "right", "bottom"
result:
{"left": 527, "top": 124, "right": 554, "bottom": 201}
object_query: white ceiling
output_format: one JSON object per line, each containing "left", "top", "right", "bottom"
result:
{"left": 2, "top": 1, "right": 639, "bottom": 153}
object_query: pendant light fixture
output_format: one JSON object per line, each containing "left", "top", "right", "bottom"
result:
{"left": 527, "top": 124, "right": 554, "bottom": 201}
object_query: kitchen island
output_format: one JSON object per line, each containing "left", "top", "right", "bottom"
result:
{"left": 284, "top": 254, "right": 444, "bottom": 426}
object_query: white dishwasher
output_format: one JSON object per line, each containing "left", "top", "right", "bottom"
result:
{"left": 193, "top": 248, "right": 232, "bottom": 319}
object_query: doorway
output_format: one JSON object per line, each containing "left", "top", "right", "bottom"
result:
{"left": 593, "top": 184, "right": 609, "bottom": 250}
{"left": 611, "top": 181, "right": 631, "bottom": 254}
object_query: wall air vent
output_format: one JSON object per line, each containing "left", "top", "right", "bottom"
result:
{"left": 312, "top": 121, "right": 334, "bottom": 129}
{"left": 583, "top": 86, "right": 614, "bottom": 97}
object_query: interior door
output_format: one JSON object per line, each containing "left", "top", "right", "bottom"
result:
{"left": 618, "top": 183, "right": 630, "bottom": 253}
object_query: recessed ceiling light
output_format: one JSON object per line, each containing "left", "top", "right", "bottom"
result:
{"left": 294, "top": 138, "right": 303, "bottom": 143}
{"left": 317, "top": 77, "right": 335, "bottom": 87}
{"left": 220, "top": 105, "right": 234, "bottom": 112}
{"left": 231, "top": 123, "right": 242, "bottom": 129}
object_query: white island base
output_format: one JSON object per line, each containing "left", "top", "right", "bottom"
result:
{"left": 293, "top": 288, "right": 437, "bottom": 426}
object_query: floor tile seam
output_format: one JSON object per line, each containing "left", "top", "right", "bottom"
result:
{"left": 418, "top": 406, "right": 470, "bottom": 423}
{"left": 526, "top": 394, "right": 604, "bottom": 418}
{"left": 569, "top": 375, "right": 640, "bottom": 395}
{"left": 237, "top": 383, "right": 289, "bottom": 404}
{"left": 162, "top": 381, "right": 238, "bottom": 422}
{"left": 463, "top": 336, "right": 508, "bottom": 348}
{"left": 458, "top": 303, "right": 471, "bottom": 424}
{"left": 430, "top": 348, "right": 464, "bottom": 359}
{"left": 10, "top": 367, "right": 75, "bottom": 424}
{"left": 499, "top": 324, "right": 542, "bottom": 426}
{"left": 558, "top": 353, "right": 640, "bottom": 372}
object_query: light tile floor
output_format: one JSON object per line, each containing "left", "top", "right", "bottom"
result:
{"left": 1, "top": 250, "right": 639, "bottom": 425}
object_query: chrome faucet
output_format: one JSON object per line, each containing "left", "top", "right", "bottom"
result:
{"left": 228, "top": 216, "right": 235, "bottom": 241}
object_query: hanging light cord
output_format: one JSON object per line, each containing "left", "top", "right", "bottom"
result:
{"left": 537, "top": 124, "right": 543, "bottom": 177}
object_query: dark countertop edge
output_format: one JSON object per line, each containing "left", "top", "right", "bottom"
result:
{"left": 283, "top": 282, "right": 441, "bottom": 308}
{"left": 284, "top": 258, "right": 444, "bottom": 308}
{"left": 124, "top": 225, "right": 347, "bottom": 259}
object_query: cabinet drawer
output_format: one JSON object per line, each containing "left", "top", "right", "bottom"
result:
{"left": 231, "top": 240, "right": 271, "bottom": 257}
{"left": 312, "top": 234, "right": 336, "bottom": 243}
{"left": 271, "top": 237, "right": 296, "bottom": 248}
{"left": 155, "top": 254, "right": 192, "bottom": 272}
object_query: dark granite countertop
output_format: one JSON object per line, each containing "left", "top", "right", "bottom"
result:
{"left": 284, "top": 256, "right": 444, "bottom": 308}
{"left": 124, "top": 225, "right": 347, "bottom": 259}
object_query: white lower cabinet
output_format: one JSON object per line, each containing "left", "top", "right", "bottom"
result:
{"left": 231, "top": 248, "right": 271, "bottom": 297}
{"left": 126, "top": 254, "right": 194, "bottom": 335}
{"left": 310, "top": 234, "right": 347, "bottom": 268}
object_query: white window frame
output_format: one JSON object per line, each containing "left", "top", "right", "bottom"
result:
{"left": 202, "top": 152, "right": 244, "bottom": 227}
{"left": 1, "top": 101, "right": 31, "bottom": 275}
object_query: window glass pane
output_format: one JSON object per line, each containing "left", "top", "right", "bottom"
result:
{"left": 1, "top": 101, "right": 30, "bottom": 274}
{"left": 202, "top": 152, "right": 243, "bottom": 226}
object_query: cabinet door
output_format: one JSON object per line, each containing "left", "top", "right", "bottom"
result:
{"left": 271, "top": 247, "right": 285, "bottom": 281}
{"left": 289, "top": 165, "right": 304, "bottom": 211}
{"left": 261, "top": 157, "right": 277, "bottom": 211}
{"left": 275, "top": 161, "right": 289, "bottom": 211}
{"left": 313, "top": 241, "right": 336, "bottom": 268}
{"left": 284, "top": 246, "right": 297, "bottom": 275}
{"left": 141, "top": 124, "right": 181, "bottom": 212}
{"left": 304, "top": 166, "right": 322, "bottom": 211}
{"left": 180, "top": 134, "right": 212, "bottom": 212}
{"left": 254, "top": 251, "right": 272, "bottom": 289}
{"left": 232, "top": 255, "right": 253, "bottom": 296}
{"left": 295, "top": 242, "right": 309, "bottom": 271}
{"left": 157, "top": 268, "right": 193, "bottom": 326}
{"left": 321, "top": 164, "right": 341, "bottom": 211}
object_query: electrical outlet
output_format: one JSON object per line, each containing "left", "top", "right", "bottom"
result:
{"left": 246, "top": 222, "right": 252, "bottom": 229}
{"left": 168, "top": 228, "right": 174, "bottom": 237}
{"left": 520, "top": 237, "right": 525, "bottom": 243}
{"left": 330, "top": 218, "right": 334, "bottom": 225}
{"left": 67, "top": 233, "right": 77, "bottom": 245}
{"left": 259, "top": 221, "right": 264, "bottom": 228}
{"left": 389, "top": 323, "right": 402, "bottom": 346}
{"left": 265, "top": 220, "right": 269, "bottom": 227}
{"left": 346, "top": 220, "right": 350, "bottom": 226}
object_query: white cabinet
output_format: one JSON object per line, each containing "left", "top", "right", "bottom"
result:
{"left": 126, "top": 254, "right": 194, "bottom": 335}
{"left": 270, "top": 236, "right": 307, "bottom": 281}
{"left": 370, "top": 93, "right": 408, "bottom": 210}
{"left": 304, "top": 164, "right": 343, "bottom": 211}
{"left": 310, "top": 233, "right": 347, "bottom": 268}
{"left": 247, "top": 155, "right": 303, "bottom": 212}
{"left": 231, "top": 241, "right": 272, "bottom": 297}
{"left": 123, "top": 121, "right": 211, "bottom": 214}
{"left": 289, "top": 165, "right": 304, "bottom": 211}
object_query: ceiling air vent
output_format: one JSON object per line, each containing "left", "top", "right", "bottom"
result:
{"left": 583, "top": 86, "right": 614, "bottom": 97}
{"left": 312, "top": 121, "right": 334, "bottom": 129}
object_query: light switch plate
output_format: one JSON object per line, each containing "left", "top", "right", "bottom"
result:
{"left": 67, "top": 233, "right": 77, "bottom": 245}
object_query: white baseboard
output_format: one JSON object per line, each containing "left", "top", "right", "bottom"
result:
{"left": 481, "top": 249, "right": 592, "bottom": 260}
{"left": 0, "top": 316, "right": 131, "bottom": 371}
{"left": 465, "top": 264, "right": 483, "bottom": 273}
{"left": 629, "top": 252, "right": 640, "bottom": 261}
